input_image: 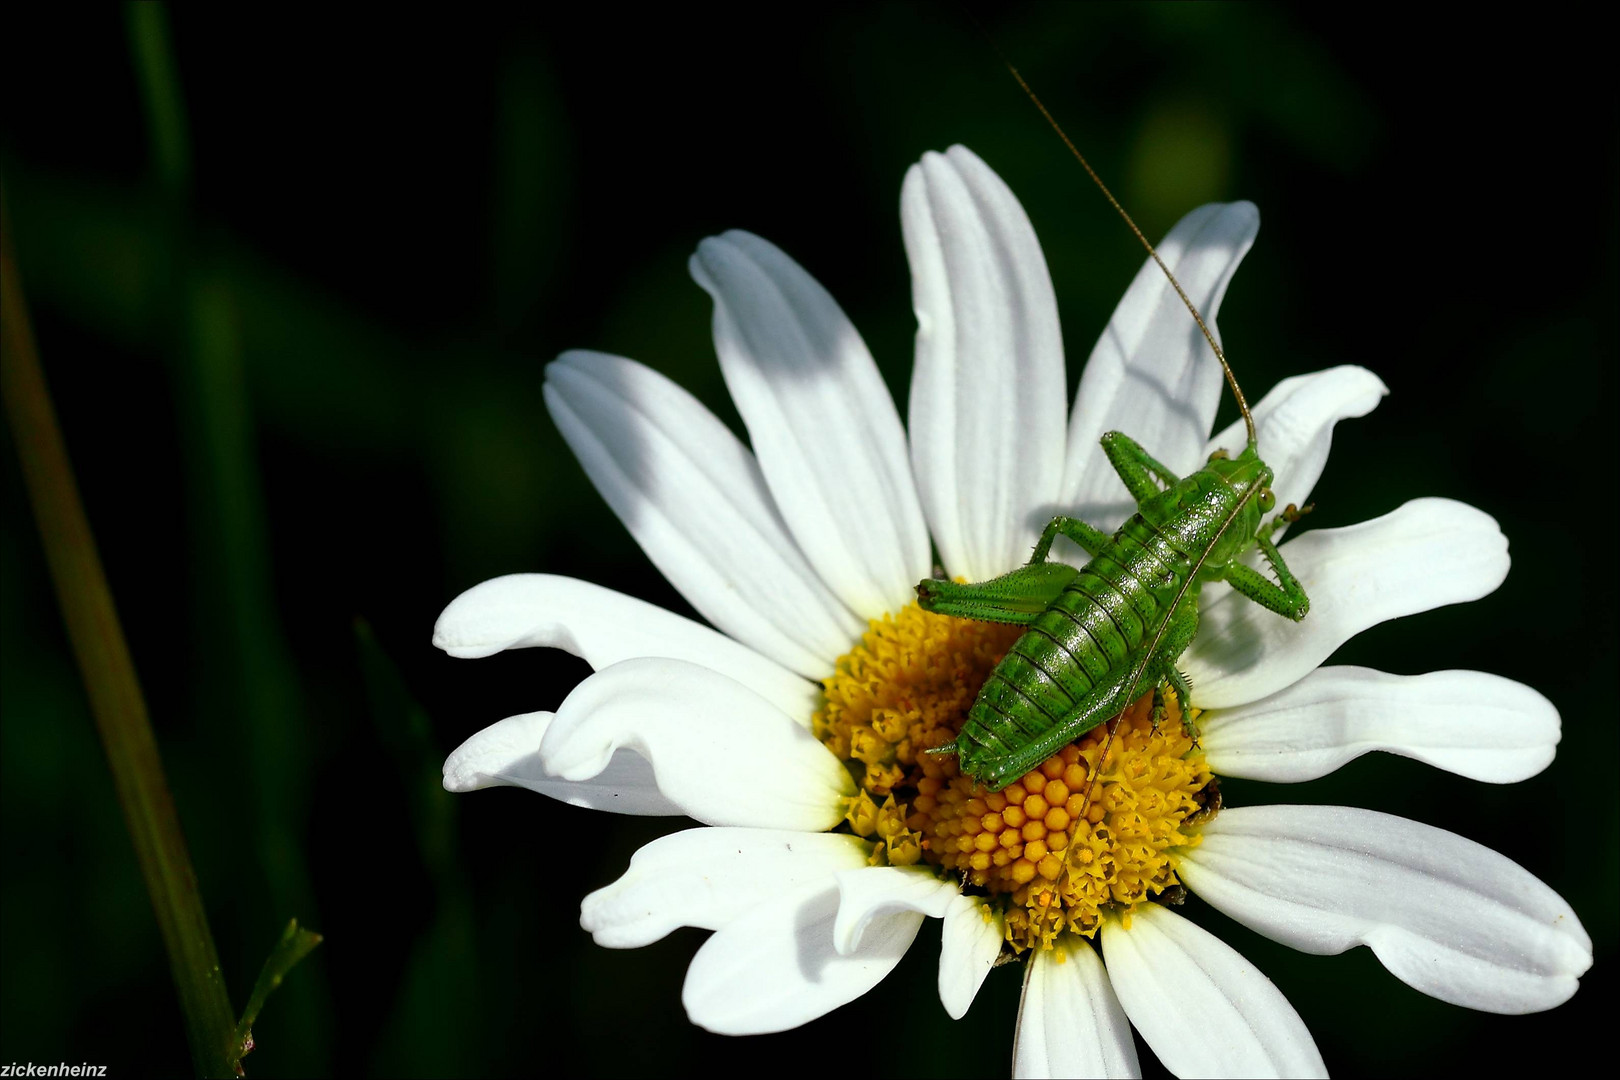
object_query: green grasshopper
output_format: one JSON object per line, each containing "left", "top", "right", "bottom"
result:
{"left": 917, "top": 423, "right": 1309, "bottom": 793}
{"left": 917, "top": 65, "right": 1311, "bottom": 795}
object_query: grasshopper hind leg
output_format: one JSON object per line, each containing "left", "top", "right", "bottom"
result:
{"left": 915, "top": 561, "right": 1079, "bottom": 626}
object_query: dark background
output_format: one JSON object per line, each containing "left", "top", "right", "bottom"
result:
{"left": 3, "top": 4, "right": 1614, "bottom": 1076}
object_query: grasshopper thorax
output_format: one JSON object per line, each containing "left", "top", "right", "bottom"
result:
{"left": 1194, "top": 444, "right": 1276, "bottom": 571}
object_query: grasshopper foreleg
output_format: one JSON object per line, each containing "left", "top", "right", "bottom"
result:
{"left": 1258, "top": 501, "right": 1314, "bottom": 543}
{"left": 1222, "top": 533, "right": 1310, "bottom": 621}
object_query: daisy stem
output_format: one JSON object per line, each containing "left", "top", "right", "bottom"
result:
{"left": 1, "top": 199, "right": 240, "bottom": 1077}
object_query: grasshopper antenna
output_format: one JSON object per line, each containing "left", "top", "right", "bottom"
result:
{"left": 991, "top": 45, "right": 1257, "bottom": 448}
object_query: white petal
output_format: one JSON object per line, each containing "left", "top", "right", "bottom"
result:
{"left": 1185, "top": 498, "right": 1510, "bottom": 708}
{"left": 1064, "top": 202, "right": 1260, "bottom": 531}
{"left": 1205, "top": 365, "right": 1388, "bottom": 536}
{"left": 581, "top": 827, "right": 869, "bottom": 948}
{"left": 1179, "top": 805, "right": 1593, "bottom": 1013}
{"left": 1102, "top": 904, "right": 1326, "bottom": 1078}
{"left": 440, "top": 711, "right": 680, "bottom": 815}
{"left": 939, "top": 895, "right": 1004, "bottom": 1021}
{"left": 831, "top": 865, "right": 958, "bottom": 955}
{"left": 903, "top": 145, "right": 1068, "bottom": 582}
{"left": 433, "top": 573, "right": 818, "bottom": 719}
{"left": 538, "top": 658, "right": 853, "bottom": 830}
{"left": 545, "top": 350, "right": 860, "bottom": 676}
{"left": 682, "top": 880, "right": 921, "bottom": 1035}
{"left": 1201, "top": 666, "right": 1560, "bottom": 783}
{"left": 691, "top": 232, "right": 930, "bottom": 619}
{"left": 1012, "top": 938, "right": 1139, "bottom": 1080}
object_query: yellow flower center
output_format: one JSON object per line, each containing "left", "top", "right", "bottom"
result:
{"left": 813, "top": 600, "right": 1216, "bottom": 954}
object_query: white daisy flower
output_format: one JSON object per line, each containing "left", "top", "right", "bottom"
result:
{"left": 435, "top": 146, "right": 1591, "bottom": 1077}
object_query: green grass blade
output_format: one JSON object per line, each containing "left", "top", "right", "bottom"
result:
{"left": 125, "top": 2, "right": 191, "bottom": 198}
{"left": 234, "top": 919, "right": 324, "bottom": 1063}
{"left": 1, "top": 200, "right": 237, "bottom": 1077}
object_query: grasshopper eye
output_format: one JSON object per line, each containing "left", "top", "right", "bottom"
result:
{"left": 1207, "top": 447, "right": 1230, "bottom": 462}
{"left": 1259, "top": 488, "right": 1276, "bottom": 513}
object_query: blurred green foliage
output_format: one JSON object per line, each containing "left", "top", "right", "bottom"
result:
{"left": 2, "top": 4, "right": 1614, "bottom": 1076}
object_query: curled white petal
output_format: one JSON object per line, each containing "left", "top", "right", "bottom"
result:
{"left": 1206, "top": 365, "right": 1388, "bottom": 534}
{"left": 691, "top": 232, "right": 930, "bottom": 619}
{"left": 1102, "top": 904, "right": 1326, "bottom": 1078}
{"left": 939, "top": 895, "right": 1004, "bottom": 1021}
{"left": 903, "top": 145, "right": 1068, "bottom": 582}
{"left": 832, "top": 866, "right": 958, "bottom": 955}
{"left": 538, "top": 658, "right": 853, "bottom": 830}
{"left": 545, "top": 350, "right": 860, "bottom": 676}
{"left": 1179, "top": 805, "right": 1593, "bottom": 1013}
{"left": 1065, "top": 202, "right": 1260, "bottom": 531}
{"left": 581, "top": 827, "right": 869, "bottom": 948}
{"left": 440, "top": 711, "right": 679, "bottom": 815}
{"left": 432, "top": 573, "right": 818, "bottom": 719}
{"left": 1201, "top": 666, "right": 1560, "bottom": 783}
{"left": 1186, "top": 498, "right": 1510, "bottom": 708}
{"left": 1013, "top": 938, "right": 1139, "bottom": 1080}
{"left": 682, "top": 881, "right": 921, "bottom": 1035}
